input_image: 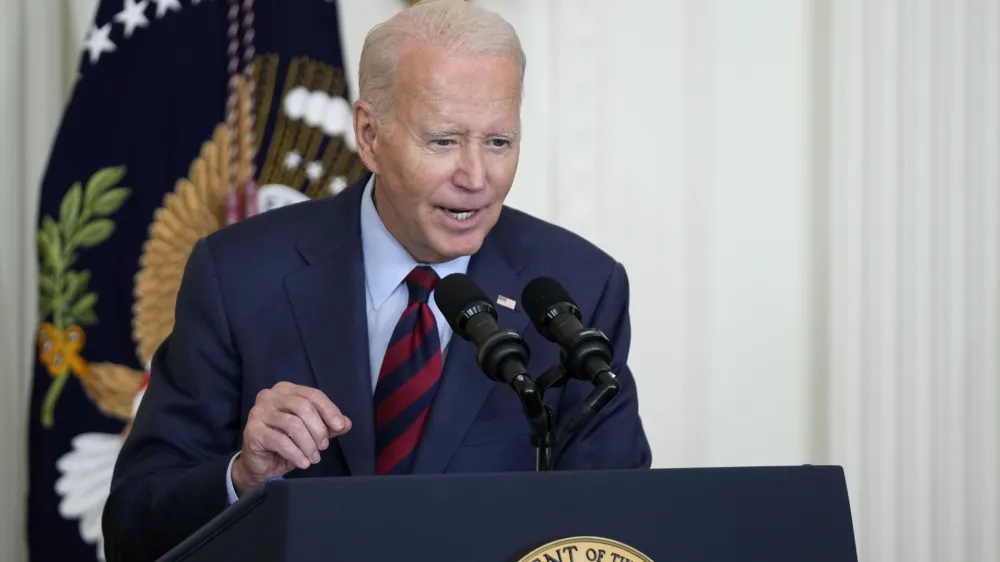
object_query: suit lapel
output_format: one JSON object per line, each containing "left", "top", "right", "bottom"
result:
{"left": 411, "top": 214, "right": 531, "bottom": 473}
{"left": 284, "top": 175, "right": 376, "bottom": 476}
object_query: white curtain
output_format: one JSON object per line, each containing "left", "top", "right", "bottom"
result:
{"left": 0, "top": 0, "right": 97, "bottom": 559}
{"left": 821, "top": 0, "right": 1000, "bottom": 561}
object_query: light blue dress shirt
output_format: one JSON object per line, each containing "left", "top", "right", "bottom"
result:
{"left": 226, "top": 174, "right": 470, "bottom": 502}
{"left": 358, "top": 174, "right": 471, "bottom": 389}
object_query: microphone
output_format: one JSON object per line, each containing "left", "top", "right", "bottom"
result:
{"left": 434, "top": 273, "right": 542, "bottom": 416}
{"left": 520, "top": 276, "right": 618, "bottom": 388}
{"left": 521, "top": 276, "right": 622, "bottom": 450}
{"left": 435, "top": 273, "right": 553, "bottom": 470}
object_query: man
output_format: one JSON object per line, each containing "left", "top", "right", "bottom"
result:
{"left": 102, "top": 2, "right": 651, "bottom": 560}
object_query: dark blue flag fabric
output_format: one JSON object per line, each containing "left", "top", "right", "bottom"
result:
{"left": 27, "top": 1, "right": 364, "bottom": 559}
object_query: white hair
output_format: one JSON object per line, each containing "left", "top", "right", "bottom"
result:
{"left": 358, "top": 0, "right": 526, "bottom": 122}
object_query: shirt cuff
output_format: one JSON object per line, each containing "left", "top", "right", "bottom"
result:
{"left": 226, "top": 451, "right": 240, "bottom": 504}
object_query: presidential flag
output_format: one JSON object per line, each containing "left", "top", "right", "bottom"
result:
{"left": 27, "top": 1, "right": 364, "bottom": 559}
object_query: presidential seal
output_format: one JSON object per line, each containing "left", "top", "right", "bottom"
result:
{"left": 518, "top": 536, "right": 654, "bottom": 562}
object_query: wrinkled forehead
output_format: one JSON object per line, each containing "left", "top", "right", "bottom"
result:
{"left": 394, "top": 42, "right": 523, "bottom": 118}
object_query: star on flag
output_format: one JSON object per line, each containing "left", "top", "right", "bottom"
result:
{"left": 306, "top": 161, "right": 324, "bottom": 181}
{"left": 84, "top": 0, "right": 222, "bottom": 68}
{"left": 283, "top": 151, "right": 303, "bottom": 170}
{"left": 153, "top": 0, "right": 182, "bottom": 19}
{"left": 329, "top": 176, "right": 348, "bottom": 194}
{"left": 114, "top": 0, "right": 150, "bottom": 38}
{"left": 83, "top": 23, "right": 116, "bottom": 64}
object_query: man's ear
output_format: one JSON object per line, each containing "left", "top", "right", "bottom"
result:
{"left": 353, "top": 100, "right": 380, "bottom": 174}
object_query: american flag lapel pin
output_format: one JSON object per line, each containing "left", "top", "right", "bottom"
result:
{"left": 496, "top": 295, "right": 516, "bottom": 310}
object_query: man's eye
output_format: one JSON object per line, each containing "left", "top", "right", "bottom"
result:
{"left": 490, "top": 139, "right": 510, "bottom": 148}
{"left": 432, "top": 139, "right": 454, "bottom": 147}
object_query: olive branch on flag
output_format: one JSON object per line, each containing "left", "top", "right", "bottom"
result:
{"left": 36, "top": 165, "right": 131, "bottom": 428}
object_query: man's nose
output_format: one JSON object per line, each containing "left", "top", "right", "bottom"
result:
{"left": 453, "top": 144, "right": 486, "bottom": 191}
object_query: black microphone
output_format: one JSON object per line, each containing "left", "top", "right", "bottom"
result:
{"left": 434, "top": 273, "right": 542, "bottom": 415}
{"left": 520, "top": 276, "right": 618, "bottom": 389}
{"left": 522, "top": 276, "right": 622, "bottom": 454}
{"left": 436, "top": 273, "right": 554, "bottom": 470}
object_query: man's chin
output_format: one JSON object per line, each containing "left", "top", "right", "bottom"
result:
{"left": 429, "top": 234, "right": 485, "bottom": 263}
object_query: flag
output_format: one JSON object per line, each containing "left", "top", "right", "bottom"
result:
{"left": 27, "top": 1, "right": 364, "bottom": 559}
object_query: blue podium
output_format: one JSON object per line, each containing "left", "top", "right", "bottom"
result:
{"left": 157, "top": 465, "right": 857, "bottom": 561}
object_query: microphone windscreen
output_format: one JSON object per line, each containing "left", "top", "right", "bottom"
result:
{"left": 434, "top": 273, "right": 490, "bottom": 330}
{"left": 521, "top": 276, "right": 576, "bottom": 324}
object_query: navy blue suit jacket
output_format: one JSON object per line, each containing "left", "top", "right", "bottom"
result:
{"left": 103, "top": 172, "right": 652, "bottom": 561}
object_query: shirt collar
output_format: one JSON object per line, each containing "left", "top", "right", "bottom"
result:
{"left": 360, "top": 174, "right": 471, "bottom": 309}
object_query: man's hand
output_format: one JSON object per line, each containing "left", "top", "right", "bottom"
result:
{"left": 231, "top": 382, "right": 352, "bottom": 497}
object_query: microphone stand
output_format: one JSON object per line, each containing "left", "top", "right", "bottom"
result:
{"left": 509, "top": 365, "right": 621, "bottom": 471}
{"left": 532, "top": 364, "right": 622, "bottom": 470}
{"left": 531, "top": 365, "right": 571, "bottom": 472}
{"left": 509, "top": 375, "right": 553, "bottom": 471}
{"left": 552, "top": 372, "right": 619, "bottom": 458}
{"left": 532, "top": 409, "right": 554, "bottom": 472}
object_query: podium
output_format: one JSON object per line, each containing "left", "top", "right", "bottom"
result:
{"left": 158, "top": 465, "right": 857, "bottom": 562}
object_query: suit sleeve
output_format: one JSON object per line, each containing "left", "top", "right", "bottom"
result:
{"left": 552, "top": 261, "right": 653, "bottom": 470}
{"left": 102, "top": 237, "right": 243, "bottom": 562}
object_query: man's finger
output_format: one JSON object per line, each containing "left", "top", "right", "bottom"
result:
{"left": 257, "top": 426, "right": 311, "bottom": 470}
{"left": 287, "top": 385, "right": 349, "bottom": 436}
{"left": 274, "top": 394, "right": 330, "bottom": 451}
{"left": 263, "top": 410, "right": 320, "bottom": 464}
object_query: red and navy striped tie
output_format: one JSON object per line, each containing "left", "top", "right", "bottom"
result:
{"left": 374, "top": 266, "right": 443, "bottom": 475}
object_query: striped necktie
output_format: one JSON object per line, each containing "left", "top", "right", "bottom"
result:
{"left": 374, "top": 265, "right": 443, "bottom": 475}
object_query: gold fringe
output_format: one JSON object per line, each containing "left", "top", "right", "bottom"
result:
{"left": 288, "top": 64, "right": 334, "bottom": 189}
{"left": 308, "top": 137, "right": 344, "bottom": 198}
{"left": 253, "top": 54, "right": 279, "bottom": 152}
{"left": 261, "top": 57, "right": 306, "bottom": 185}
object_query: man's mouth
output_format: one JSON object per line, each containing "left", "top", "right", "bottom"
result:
{"left": 437, "top": 206, "right": 478, "bottom": 221}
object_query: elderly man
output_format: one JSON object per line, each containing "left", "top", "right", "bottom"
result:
{"left": 102, "top": 1, "right": 651, "bottom": 560}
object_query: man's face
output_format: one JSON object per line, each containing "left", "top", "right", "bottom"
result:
{"left": 356, "top": 41, "right": 522, "bottom": 263}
